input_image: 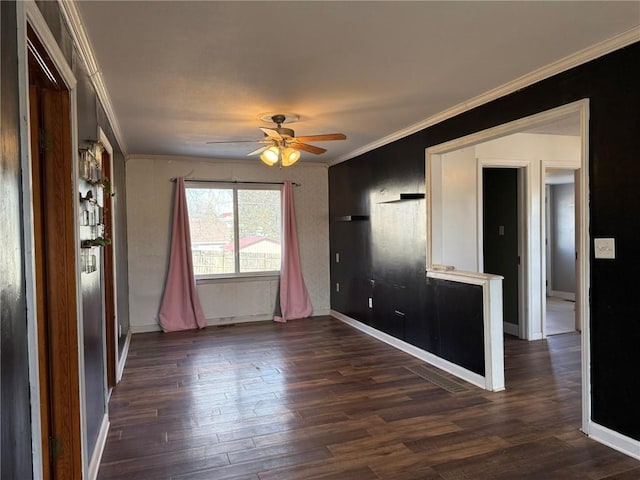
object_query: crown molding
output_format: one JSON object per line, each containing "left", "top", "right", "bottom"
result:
{"left": 126, "top": 153, "right": 329, "bottom": 169}
{"left": 330, "top": 26, "right": 640, "bottom": 166}
{"left": 58, "top": 0, "right": 128, "bottom": 155}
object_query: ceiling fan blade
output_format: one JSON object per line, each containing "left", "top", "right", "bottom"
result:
{"left": 294, "top": 133, "right": 346, "bottom": 142}
{"left": 290, "top": 142, "right": 327, "bottom": 155}
{"left": 247, "top": 146, "right": 268, "bottom": 156}
{"left": 260, "top": 127, "right": 283, "bottom": 141}
{"left": 206, "top": 140, "right": 261, "bottom": 144}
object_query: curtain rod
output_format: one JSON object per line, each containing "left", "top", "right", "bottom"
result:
{"left": 170, "top": 178, "right": 300, "bottom": 187}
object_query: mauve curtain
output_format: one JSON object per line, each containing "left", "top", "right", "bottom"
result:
{"left": 158, "top": 177, "right": 207, "bottom": 332}
{"left": 274, "top": 181, "right": 313, "bottom": 323}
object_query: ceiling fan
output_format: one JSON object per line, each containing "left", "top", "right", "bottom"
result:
{"left": 207, "top": 113, "right": 346, "bottom": 167}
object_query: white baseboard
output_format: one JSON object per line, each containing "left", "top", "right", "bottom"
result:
{"left": 130, "top": 323, "right": 162, "bottom": 333}
{"left": 130, "top": 313, "right": 279, "bottom": 334}
{"left": 589, "top": 422, "right": 640, "bottom": 461}
{"left": 551, "top": 290, "right": 576, "bottom": 301}
{"left": 116, "top": 330, "right": 132, "bottom": 382}
{"left": 207, "top": 313, "right": 275, "bottom": 327}
{"left": 330, "top": 310, "right": 488, "bottom": 390}
{"left": 87, "top": 414, "right": 109, "bottom": 480}
{"left": 503, "top": 322, "right": 519, "bottom": 337}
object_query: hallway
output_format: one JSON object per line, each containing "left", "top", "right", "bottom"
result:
{"left": 546, "top": 296, "right": 576, "bottom": 335}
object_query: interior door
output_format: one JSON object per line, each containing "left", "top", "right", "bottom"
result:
{"left": 28, "top": 28, "right": 83, "bottom": 479}
{"left": 483, "top": 168, "right": 519, "bottom": 332}
{"left": 102, "top": 149, "right": 117, "bottom": 387}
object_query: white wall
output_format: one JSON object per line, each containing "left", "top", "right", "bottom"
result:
{"left": 126, "top": 156, "right": 329, "bottom": 332}
{"left": 475, "top": 132, "right": 580, "bottom": 163}
{"left": 431, "top": 147, "right": 478, "bottom": 271}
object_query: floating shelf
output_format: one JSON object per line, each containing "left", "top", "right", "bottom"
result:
{"left": 333, "top": 215, "right": 370, "bottom": 222}
{"left": 378, "top": 193, "right": 425, "bottom": 204}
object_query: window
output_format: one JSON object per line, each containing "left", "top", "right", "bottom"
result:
{"left": 185, "top": 183, "right": 282, "bottom": 278}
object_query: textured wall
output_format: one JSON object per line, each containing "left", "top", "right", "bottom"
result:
{"left": 126, "top": 156, "right": 329, "bottom": 331}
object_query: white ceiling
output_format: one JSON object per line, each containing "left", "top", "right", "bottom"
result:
{"left": 74, "top": 1, "right": 640, "bottom": 164}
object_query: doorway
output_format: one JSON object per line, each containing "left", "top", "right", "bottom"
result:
{"left": 27, "top": 24, "right": 83, "bottom": 479}
{"left": 101, "top": 144, "right": 117, "bottom": 388}
{"left": 544, "top": 168, "right": 578, "bottom": 335}
{"left": 483, "top": 168, "right": 520, "bottom": 336}
{"left": 425, "top": 99, "right": 590, "bottom": 432}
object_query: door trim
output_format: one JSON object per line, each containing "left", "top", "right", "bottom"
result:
{"left": 98, "top": 127, "right": 118, "bottom": 389}
{"left": 425, "top": 99, "right": 590, "bottom": 434}
{"left": 478, "top": 163, "right": 529, "bottom": 339}
{"left": 540, "top": 161, "right": 581, "bottom": 340}
{"left": 17, "top": 1, "right": 86, "bottom": 477}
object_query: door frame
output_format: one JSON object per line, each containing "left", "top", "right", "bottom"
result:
{"left": 425, "top": 99, "right": 590, "bottom": 434}
{"left": 17, "top": 2, "right": 87, "bottom": 477}
{"left": 478, "top": 163, "right": 529, "bottom": 339}
{"left": 545, "top": 184, "right": 553, "bottom": 298}
{"left": 98, "top": 127, "right": 118, "bottom": 390}
{"left": 541, "top": 164, "right": 580, "bottom": 338}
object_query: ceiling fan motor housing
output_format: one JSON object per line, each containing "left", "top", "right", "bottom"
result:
{"left": 275, "top": 127, "right": 295, "bottom": 138}
{"left": 268, "top": 114, "right": 295, "bottom": 138}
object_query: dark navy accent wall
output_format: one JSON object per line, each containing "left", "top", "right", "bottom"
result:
{"left": 329, "top": 42, "right": 640, "bottom": 440}
{"left": 1, "top": 2, "right": 34, "bottom": 478}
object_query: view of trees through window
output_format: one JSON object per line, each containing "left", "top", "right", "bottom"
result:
{"left": 186, "top": 186, "right": 282, "bottom": 276}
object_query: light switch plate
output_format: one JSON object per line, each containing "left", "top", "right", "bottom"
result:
{"left": 594, "top": 238, "right": 615, "bottom": 259}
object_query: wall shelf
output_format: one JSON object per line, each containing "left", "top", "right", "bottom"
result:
{"left": 333, "top": 215, "right": 370, "bottom": 222}
{"left": 378, "top": 193, "right": 425, "bottom": 204}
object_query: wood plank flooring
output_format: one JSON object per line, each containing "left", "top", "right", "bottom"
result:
{"left": 98, "top": 317, "right": 639, "bottom": 479}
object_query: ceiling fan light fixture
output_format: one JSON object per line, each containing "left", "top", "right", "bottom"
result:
{"left": 209, "top": 113, "right": 346, "bottom": 166}
{"left": 281, "top": 147, "right": 301, "bottom": 167}
{"left": 260, "top": 146, "right": 280, "bottom": 166}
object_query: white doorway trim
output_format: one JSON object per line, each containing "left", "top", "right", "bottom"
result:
{"left": 478, "top": 161, "right": 531, "bottom": 340}
{"left": 425, "top": 99, "right": 590, "bottom": 434}
{"left": 541, "top": 162, "right": 580, "bottom": 340}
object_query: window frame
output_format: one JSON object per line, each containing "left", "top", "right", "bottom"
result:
{"left": 186, "top": 182, "right": 283, "bottom": 281}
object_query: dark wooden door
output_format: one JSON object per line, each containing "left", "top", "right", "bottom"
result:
{"left": 29, "top": 28, "right": 83, "bottom": 479}
{"left": 102, "top": 149, "right": 117, "bottom": 388}
{"left": 483, "top": 168, "right": 519, "bottom": 332}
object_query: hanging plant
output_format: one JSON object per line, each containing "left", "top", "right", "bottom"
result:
{"left": 95, "top": 176, "right": 115, "bottom": 196}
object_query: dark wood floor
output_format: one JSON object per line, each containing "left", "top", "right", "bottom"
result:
{"left": 98, "top": 316, "right": 639, "bottom": 479}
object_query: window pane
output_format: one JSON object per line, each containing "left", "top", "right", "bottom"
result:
{"left": 186, "top": 188, "right": 235, "bottom": 275}
{"left": 237, "top": 189, "right": 281, "bottom": 273}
